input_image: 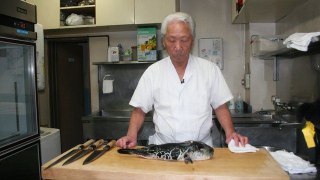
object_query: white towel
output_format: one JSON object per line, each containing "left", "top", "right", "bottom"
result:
{"left": 270, "top": 150, "right": 317, "bottom": 174}
{"left": 283, "top": 32, "right": 320, "bottom": 51}
{"left": 228, "top": 139, "right": 259, "bottom": 153}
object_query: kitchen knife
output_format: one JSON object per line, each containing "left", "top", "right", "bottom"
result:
{"left": 63, "top": 139, "right": 104, "bottom": 166}
{"left": 44, "top": 139, "right": 95, "bottom": 170}
{"left": 83, "top": 140, "right": 116, "bottom": 165}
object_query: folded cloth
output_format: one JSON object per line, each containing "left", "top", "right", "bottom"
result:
{"left": 283, "top": 32, "right": 320, "bottom": 51}
{"left": 228, "top": 139, "right": 259, "bottom": 153}
{"left": 270, "top": 150, "right": 317, "bottom": 174}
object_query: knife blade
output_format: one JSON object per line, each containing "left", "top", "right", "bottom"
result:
{"left": 63, "top": 139, "right": 104, "bottom": 166}
{"left": 83, "top": 140, "right": 116, "bottom": 165}
{"left": 44, "top": 139, "right": 95, "bottom": 170}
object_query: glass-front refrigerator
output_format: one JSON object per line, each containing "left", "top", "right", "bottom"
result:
{"left": 0, "top": 0, "right": 41, "bottom": 179}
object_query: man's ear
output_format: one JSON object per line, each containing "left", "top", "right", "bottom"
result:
{"left": 162, "top": 41, "right": 166, "bottom": 49}
{"left": 161, "top": 37, "right": 166, "bottom": 49}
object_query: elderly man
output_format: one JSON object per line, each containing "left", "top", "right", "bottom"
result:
{"left": 116, "top": 12, "right": 248, "bottom": 148}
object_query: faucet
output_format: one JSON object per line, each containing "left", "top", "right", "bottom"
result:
{"left": 271, "top": 96, "right": 294, "bottom": 115}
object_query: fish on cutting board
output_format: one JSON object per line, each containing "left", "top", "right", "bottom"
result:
{"left": 118, "top": 140, "right": 214, "bottom": 164}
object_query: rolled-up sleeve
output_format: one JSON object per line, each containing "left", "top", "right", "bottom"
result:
{"left": 129, "top": 67, "right": 154, "bottom": 113}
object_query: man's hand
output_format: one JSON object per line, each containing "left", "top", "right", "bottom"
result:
{"left": 116, "top": 108, "right": 146, "bottom": 148}
{"left": 116, "top": 135, "right": 137, "bottom": 148}
{"left": 226, "top": 132, "right": 248, "bottom": 146}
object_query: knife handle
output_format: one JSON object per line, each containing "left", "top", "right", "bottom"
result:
{"left": 90, "top": 139, "right": 104, "bottom": 150}
{"left": 107, "top": 140, "right": 116, "bottom": 148}
{"left": 78, "top": 139, "right": 95, "bottom": 149}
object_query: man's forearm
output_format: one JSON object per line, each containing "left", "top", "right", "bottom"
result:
{"left": 215, "top": 104, "right": 249, "bottom": 145}
{"left": 214, "top": 104, "right": 235, "bottom": 137}
{"left": 127, "top": 107, "right": 146, "bottom": 138}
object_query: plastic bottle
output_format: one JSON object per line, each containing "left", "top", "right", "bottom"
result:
{"left": 228, "top": 98, "right": 235, "bottom": 113}
{"left": 235, "top": 93, "right": 244, "bottom": 113}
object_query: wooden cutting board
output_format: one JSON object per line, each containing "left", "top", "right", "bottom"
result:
{"left": 42, "top": 146, "right": 289, "bottom": 180}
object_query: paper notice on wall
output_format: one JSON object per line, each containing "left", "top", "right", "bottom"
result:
{"left": 199, "top": 38, "right": 223, "bottom": 69}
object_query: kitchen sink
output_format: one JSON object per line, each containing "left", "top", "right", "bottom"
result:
{"left": 268, "top": 114, "right": 304, "bottom": 128}
{"left": 275, "top": 114, "right": 297, "bottom": 122}
{"left": 252, "top": 110, "right": 305, "bottom": 128}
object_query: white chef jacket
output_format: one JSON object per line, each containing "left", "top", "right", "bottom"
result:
{"left": 129, "top": 55, "right": 233, "bottom": 146}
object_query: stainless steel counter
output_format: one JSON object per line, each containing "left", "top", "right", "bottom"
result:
{"left": 212, "top": 112, "right": 304, "bottom": 153}
{"left": 82, "top": 110, "right": 303, "bottom": 149}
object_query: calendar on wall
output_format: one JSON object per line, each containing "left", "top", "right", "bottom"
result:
{"left": 198, "top": 38, "right": 223, "bottom": 69}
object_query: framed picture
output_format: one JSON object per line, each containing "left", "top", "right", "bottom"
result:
{"left": 198, "top": 38, "right": 223, "bottom": 69}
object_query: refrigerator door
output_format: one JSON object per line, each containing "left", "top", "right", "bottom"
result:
{"left": 0, "top": 38, "right": 39, "bottom": 151}
{"left": 0, "top": 139, "right": 41, "bottom": 179}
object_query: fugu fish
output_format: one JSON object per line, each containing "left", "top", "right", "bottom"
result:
{"left": 117, "top": 140, "right": 214, "bottom": 164}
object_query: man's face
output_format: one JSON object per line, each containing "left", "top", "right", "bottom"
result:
{"left": 163, "top": 21, "right": 193, "bottom": 63}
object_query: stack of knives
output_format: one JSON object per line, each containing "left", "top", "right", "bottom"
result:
{"left": 44, "top": 139, "right": 116, "bottom": 169}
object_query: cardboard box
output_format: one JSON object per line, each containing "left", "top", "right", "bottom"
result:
{"left": 137, "top": 27, "right": 157, "bottom": 61}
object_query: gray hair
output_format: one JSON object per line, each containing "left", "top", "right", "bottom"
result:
{"left": 161, "top": 12, "right": 195, "bottom": 38}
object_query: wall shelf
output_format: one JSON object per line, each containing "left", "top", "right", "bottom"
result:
{"left": 60, "top": 5, "right": 95, "bottom": 16}
{"left": 232, "top": 0, "right": 309, "bottom": 24}
{"left": 251, "top": 34, "right": 320, "bottom": 60}
{"left": 60, "top": 5, "right": 95, "bottom": 9}
{"left": 258, "top": 39, "right": 320, "bottom": 60}
{"left": 60, "top": 2, "right": 96, "bottom": 27}
{"left": 59, "top": 24, "right": 96, "bottom": 29}
{"left": 92, "top": 61, "right": 156, "bottom": 65}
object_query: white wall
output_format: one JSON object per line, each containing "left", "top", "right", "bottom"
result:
{"left": 181, "top": 0, "right": 246, "bottom": 103}
{"left": 249, "top": 24, "right": 277, "bottom": 111}
{"left": 107, "top": 31, "right": 137, "bottom": 51}
{"left": 89, "top": 37, "right": 109, "bottom": 112}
